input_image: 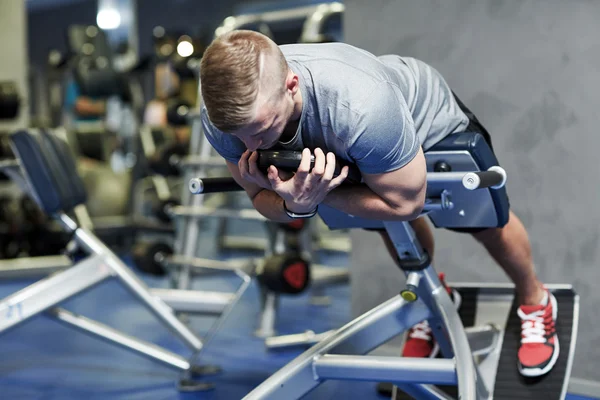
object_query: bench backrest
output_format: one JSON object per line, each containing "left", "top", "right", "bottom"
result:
{"left": 10, "top": 129, "right": 87, "bottom": 214}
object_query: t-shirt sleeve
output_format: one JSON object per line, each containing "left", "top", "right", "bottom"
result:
{"left": 201, "top": 107, "right": 247, "bottom": 164}
{"left": 347, "top": 84, "right": 420, "bottom": 174}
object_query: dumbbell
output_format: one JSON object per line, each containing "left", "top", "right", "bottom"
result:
{"left": 132, "top": 241, "right": 173, "bottom": 276}
{"left": 149, "top": 142, "right": 188, "bottom": 177}
{"left": 152, "top": 197, "right": 180, "bottom": 223}
{"left": 257, "top": 253, "right": 311, "bottom": 295}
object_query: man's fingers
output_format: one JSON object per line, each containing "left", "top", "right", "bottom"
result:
{"left": 248, "top": 151, "right": 261, "bottom": 176}
{"left": 239, "top": 150, "right": 250, "bottom": 180}
{"left": 323, "top": 152, "right": 336, "bottom": 181}
{"left": 312, "top": 148, "right": 326, "bottom": 177}
{"left": 268, "top": 165, "right": 284, "bottom": 188}
{"left": 297, "top": 148, "right": 312, "bottom": 176}
{"left": 329, "top": 165, "right": 349, "bottom": 188}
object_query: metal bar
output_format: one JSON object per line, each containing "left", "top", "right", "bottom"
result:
{"left": 220, "top": 236, "right": 269, "bottom": 252}
{"left": 0, "top": 254, "right": 111, "bottom": 333}
{"left": 265, "top": 329, "right": 335, "bottom": 350}
{"left": 465, "top": 325, "right": 501, "bottom": 358}
{"left": 242, "top": 295, "right": 431, "bottom": 399}
{"left": 150, "top": 288, "right": 233, "bottom": 314}
{"left": 47, "top": 308, "right": 190, "bottom": 371}
{"left": 62, "top": 215, "right": 203, "bottom": 352}
{"left": 215, "top": 4, "right": 334, "bottom": 37}
{"left": 310, "top": 266, "right": 349, "bottom": 287}
{"left": 394, "top": 383, "right": 455, "bottom": 400}
{"left": 313, "top": 355, "right": 457, "bottom": 385}
{"left": 169, "top": 205, "right": 267, "bottom": 221}
{"left": 426, "top": 271, "right": 486, "bottom": 400}
{"left": 171, "top": 155, "right": 226, "bottom": 168}
{"left": 0, "top": 255, "right": 72, "bottom": 279}
{"left": 0, "top": 160, "right": 20, "bottom": 169}
{"left": 152, "top": 175, "right": 172, "bottom": 202}
{"left": 300, "top": 3, "right": 345, "bottom": 43}
{"left": 255, "top": 290, "right": 278, "bottom": 338}
{"left": 562, "top": 293, "right": 580, "bottom": 400}
{"left": 162, "top": 255, "right": 252, "bottom": 274}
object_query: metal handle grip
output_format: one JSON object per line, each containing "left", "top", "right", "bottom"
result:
{"left": 189, "top": 177, "right": 242, "bottom": 194}
{"left": 462, "top": 166, "right": 506, "bottom": 190}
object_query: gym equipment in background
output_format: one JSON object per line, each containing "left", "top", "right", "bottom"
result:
{"left": 189, "top": 133, "right": 578, "bottom": 400}
{"left": 0, "top": 81, "right": 20, "bottom": 120}
{"left": 214, "top": 2, "right": 344, "bottom": 44}
{"left": 0, "top": 129, "right": 253, "bottom": 391}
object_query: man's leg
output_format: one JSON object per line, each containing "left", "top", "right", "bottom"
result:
{"left": 471, "top": 210, "right": 545, "bottom": 304}
{"left": 472, "top": 209, "right": 559, "bottom": 377}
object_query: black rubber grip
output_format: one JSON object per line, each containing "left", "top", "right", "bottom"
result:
{"left": 189, "top": 177, "right": 242, "bottom": 194}
{"left": 472, "top": 170, "right": 503, "bottom": 189}
{"left": 257, "top": 150, "right": 362, "bottom": 184}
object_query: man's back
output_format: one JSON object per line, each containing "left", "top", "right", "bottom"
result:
{"left": 280, "top": 42, "right": 469, "bottom": 152}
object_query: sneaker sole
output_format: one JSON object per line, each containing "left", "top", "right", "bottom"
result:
{"left": 518, "top": 292, "right": 560, "bottom": 377}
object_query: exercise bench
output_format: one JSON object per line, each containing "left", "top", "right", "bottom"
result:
{"left": 189, "top": 131, "right": 579, "bottom": 400}
{"left": 0, "top": 129, "right": 252, "bottom": 391}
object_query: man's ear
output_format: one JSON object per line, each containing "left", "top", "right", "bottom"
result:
{"left": 285, "top": 70, "right": 299, "bottom": 95}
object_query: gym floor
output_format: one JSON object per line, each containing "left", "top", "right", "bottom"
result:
{"left": 0, "top": 218, "right": 595, "bottom": 400}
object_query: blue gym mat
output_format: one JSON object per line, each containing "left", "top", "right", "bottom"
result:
{"left": 0, "top": 219, "right": 594, "bottom": 399}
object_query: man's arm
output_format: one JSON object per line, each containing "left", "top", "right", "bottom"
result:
{"left": 226, "top": 161, "right": 294, "bottom": 223}
{"left": 323, "top": 147, "right": 427, "bottom": 221}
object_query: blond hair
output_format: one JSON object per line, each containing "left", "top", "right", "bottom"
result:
{"left": 200, "top": 30, "right": 289, "bottom": 133}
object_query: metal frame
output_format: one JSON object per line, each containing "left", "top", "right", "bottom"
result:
{"left": 214, "top": 2, "right": 345, "bottom": 39}
{"left": 0, "top": 213, "right": 201, "bottom": 372}
{"left": 230, "top": 146, "right": 509, "bottom": 399}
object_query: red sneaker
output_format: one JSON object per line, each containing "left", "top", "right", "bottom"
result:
{"left": 517, "top": 290, "right": 560, "bottom": 377}
{"left": 402, "top": 273, "right": 461, "bottom": 358}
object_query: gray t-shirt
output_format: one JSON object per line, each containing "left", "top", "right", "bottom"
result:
{"left": 201, "top": 42, "right": 469, "bottom": 174}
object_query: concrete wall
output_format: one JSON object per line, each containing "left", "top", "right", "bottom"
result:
{"left": 345, "top": 0, "right": 600, "bottom": 383}
{"left": 0, "top": 1, "right": 29, "bottom": 131}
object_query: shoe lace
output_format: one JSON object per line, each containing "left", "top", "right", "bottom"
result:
{"left": 409, "top": 320, "right": 432, "bottom": 340}
{"left": 517, "top": 308, "right": 546, "bottom": 344}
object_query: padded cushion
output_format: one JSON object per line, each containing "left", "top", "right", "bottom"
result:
{"left": 10, "top": 130, "right": 87, "bottom": 214}
{"left": 429, "top": 132, "right": 510, "bottom": 227}
{"left": 42, "top": 130, "right": 87, "bottom": 207}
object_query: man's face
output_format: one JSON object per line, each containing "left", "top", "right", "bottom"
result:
{"left": 232, "top": 93, "right": 291, "bottom": 151}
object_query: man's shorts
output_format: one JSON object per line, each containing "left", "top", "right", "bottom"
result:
{"left": 364, "top": 92, "right": 509, "bottom": 235}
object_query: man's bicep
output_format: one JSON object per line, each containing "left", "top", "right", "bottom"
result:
{"left": 361, "top": 147, "right": 427, "bottom": 215}
{"left": 225, "top": 161, "right": 264, "bottom": 200}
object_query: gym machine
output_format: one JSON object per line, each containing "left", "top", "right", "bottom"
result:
{"left": 214, "top": 2, "right": 344, "bottom": 43}
{"left": 189, "top": 132, "right": 578, "bottom": 399}
{"left": 0, "top": 128, "right": 253, "bottom": 391}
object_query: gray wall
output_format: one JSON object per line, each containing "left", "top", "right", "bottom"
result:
{"left": 0, "top": 1, "right": 29, "bottom": 131}
{"left": 345, "top": 0, "right": 600, "bottom": 383}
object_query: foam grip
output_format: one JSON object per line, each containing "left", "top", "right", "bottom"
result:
{"left": 256, "top": 150, "right": 362, "bottom": 183}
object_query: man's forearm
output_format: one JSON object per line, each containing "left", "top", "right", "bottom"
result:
{"left": 251, "top": 186, "right": 421, "bottom": 223}
{"left": 323, "top": 185, "right": 421, "bottom": 221}
{"left": 251, "top": 189, "right": 295, "bottom": 223}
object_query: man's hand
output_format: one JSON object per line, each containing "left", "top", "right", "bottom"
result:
{"left": 239, "top": 150, "right": 295, "bottom": 190}
{"left": 268, "top": 148, "right": 349, "bottom": 213}
{"left": 239, "top": 150, "right": 272, "bottom": 190}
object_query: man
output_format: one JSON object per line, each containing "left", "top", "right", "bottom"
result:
{"left": 199, "top": 30, "right": 558, "bottom": 378}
